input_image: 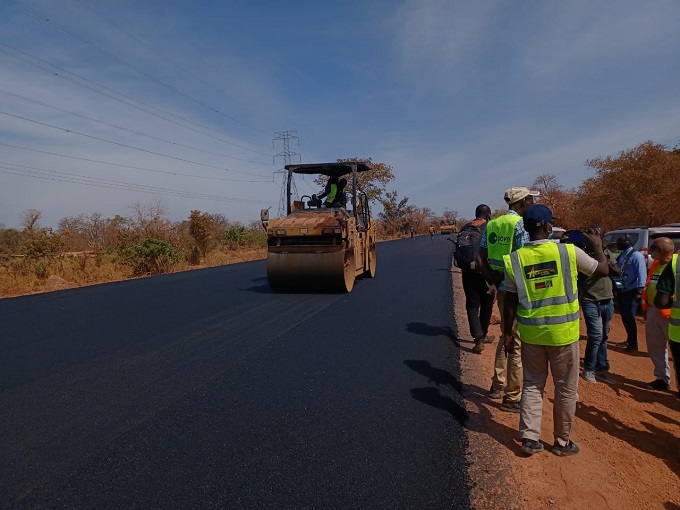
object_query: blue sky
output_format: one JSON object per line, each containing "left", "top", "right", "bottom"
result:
{"left": 1, "top": 0, "right": 679, "bottom": 229}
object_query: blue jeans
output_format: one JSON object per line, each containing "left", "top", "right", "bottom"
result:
{"left": 582, "top": 299, "right": 614, "bottom": 372}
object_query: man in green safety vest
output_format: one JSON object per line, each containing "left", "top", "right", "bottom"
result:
{"left": 318, "top": 176, "right": 339, "bottom": 207}
{"left": 501, "top": 204, "right": 609, "bottom": 457}
{"left": 652, "top": 251, "right": 680, "bottom": 400}
{"left": 478, "top": 186, "right": 539, "bottom": 413}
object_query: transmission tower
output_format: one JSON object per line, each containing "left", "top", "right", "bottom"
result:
{"left": 273, "top": 130, "right": 301, "bottom": 217}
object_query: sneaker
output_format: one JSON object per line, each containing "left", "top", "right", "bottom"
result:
{"left": 500, "top": 399, "right": 520, "bottom": 413}
{"left": 472, "top": 341, "right": 484, "bottom": 354}
{"left": 645, "top": 379, "right": 670, "bottom": 391}
{"left": 488, "top": 385, "right": 503, "bottom": 400}
{"left": 581, "top": 370, "right": 597, "bottom": 384}
{"left": 484, "top": 335, "right": 495, "bottom": 344}
{"left": 612, "top": 341, "right": 629, "bottom": 348}
{"left": 552, "top": 440, "right": 580, "bottom": 457}
{"left": 520, "top": 439, "right": 544, "bottom": 456}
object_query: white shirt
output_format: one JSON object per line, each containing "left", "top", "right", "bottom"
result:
{"left": 504, "top": 240, "right": 598, "bottom": 293}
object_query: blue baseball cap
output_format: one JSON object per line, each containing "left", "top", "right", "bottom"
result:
{"left": 524, "top": 204, "right": 556, "bottom": 226}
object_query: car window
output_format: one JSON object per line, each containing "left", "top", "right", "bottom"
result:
{"left": 603, "top": 232, "right": 640, "bottom": 256}
{"left": 649, "top": 233, "right": 680, "bottom": 253}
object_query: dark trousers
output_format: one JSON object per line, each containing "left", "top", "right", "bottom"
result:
{"left": 669, "top": 341, "right": 680, "bottom": 396}
{"left": 617, "top": 289, "right": 640, "bottom": 348}
{"left": 462, "top": 270, "right": 495, "bottom": 341}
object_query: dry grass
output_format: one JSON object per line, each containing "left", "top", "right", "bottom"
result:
{"left": 0, "top": 246, "right": 267, "bottom": 299}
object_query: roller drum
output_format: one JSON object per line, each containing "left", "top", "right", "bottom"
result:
{"left": 267, "top": 248, "right": 355, "bottom": 292}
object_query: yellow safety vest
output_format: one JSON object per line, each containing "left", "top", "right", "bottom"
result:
{"left": 486, "top": 213, "right": 521, "bottom": 272}
{"left": 504, "top": 242, "right": 579, "bottom": 346}
{"left": 642, "top": 259, "right": 671, "bottom": 319}
{"left": 324, "top": 183, "right": 338, "bottom": 205}
{"left": 668, "top": 254, "right": 680, "bottom": 343}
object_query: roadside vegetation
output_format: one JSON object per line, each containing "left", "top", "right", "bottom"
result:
{"left": 2, "top": 141, "right": 678, "bottom": 298}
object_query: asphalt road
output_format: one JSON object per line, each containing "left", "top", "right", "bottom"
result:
{"left": 0, "top": 235, "right": 471, "bottom": 509}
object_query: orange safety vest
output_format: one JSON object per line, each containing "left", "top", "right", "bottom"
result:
{"left": 642, "top": 259, "right": 671, "bottom": 319}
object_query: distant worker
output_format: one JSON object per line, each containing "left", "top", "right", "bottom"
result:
{"left": 318, "top": 176, "right": 339, "bottom": 207}
{"left": 410, "top": 226, "right": 416, "bottom": 239}
{"left": 429, "top": 226, "right": 435, "bottom": 240}
{"left": 455, "top": 204, "right": 495, "bottom": 353}
{"left": 612, "top": 234, "right": 647, "bottom": 351}
{"left": 478, "top": 186, "right": 539, "bottom": 412}
{"left": 643, "top": 237, "right": 675, "bottom": 391}
{"left": 652, "top": 248, "right": 680, "bottom": 399}
{"left": 501, "top": 205, "right": 609, "bottom": 456}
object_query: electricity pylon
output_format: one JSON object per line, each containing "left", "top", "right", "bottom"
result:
{"left": 273, "top": 130, "right": 301, "bottom": 217}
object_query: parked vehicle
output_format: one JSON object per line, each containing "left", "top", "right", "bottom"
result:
{"left": 602, "top": 224, "right": 680, "bottom": 268}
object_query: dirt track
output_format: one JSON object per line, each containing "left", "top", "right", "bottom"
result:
{"left": 452, "top": 267, "right": 680, "bottom": 510}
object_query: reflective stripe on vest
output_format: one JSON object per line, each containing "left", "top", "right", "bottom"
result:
{"left": 486, "top": 214, "right": 521, "bottom": 272}
{"left": 669, "top": 254, "right": 680, "bottom": 342}
{"left": 505, "top": 242, "right": 580, "bottom": 346}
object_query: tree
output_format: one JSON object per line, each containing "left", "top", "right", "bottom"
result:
{"left": 531, "top": 174, "right": 578, "bottom": 229}
{"left": 0, "top": 227, "right": 23, "bottom": 255}
{"left": 24, "top": 228, "right": 63, "bottom": 259}
{"left": 405, "top": 206, "right": 435, "bottom": 233}
{"left": 129, "top": 200, "right": 171, "bottom": 239}
{"left": 570, "top": 141, "right": 680, "bottom": 230}
{"left": 378, "top": 190, "right": 412, "bottom": 236}
{"left": 189, "top": 210, "right": 214, "bottom": 261}
{"left": 442, "top": 209, "right": 460, "bottom": 225}
{"left": 21, "top": 209, "right": 42, "bottom": 232}
{"left": 532, "top": 174, "right": 562, "bottom": 211}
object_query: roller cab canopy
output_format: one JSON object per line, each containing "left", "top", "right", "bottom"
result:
{"left": 284, "top": 161, "right": 372, "bottom": 178}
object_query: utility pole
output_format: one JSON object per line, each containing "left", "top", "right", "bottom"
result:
{"left": 273, "top": 130, "right": 301, "bottom": 217}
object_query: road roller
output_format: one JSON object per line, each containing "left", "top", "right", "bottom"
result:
{"left": 261, "top": 161, "right": 377, "bottom": 292}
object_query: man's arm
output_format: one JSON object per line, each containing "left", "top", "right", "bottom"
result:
{"left": 582, "top": 229, "right": 609, "bottom": 277}
{"left": 477, "top": 246, "right": 496, "bottom": 289}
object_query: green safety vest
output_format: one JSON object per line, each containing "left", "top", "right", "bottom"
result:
{"left": 324, "top": 183, "right": 338, "bottom": 205}
{"left": 486, "top": 213, "right": 521, "bottom": 271}
{"left": 504, "top": 242, "right": 579, "bottom": 346}
{"left": 668, "top": 254, "right": 680, "bottom": 343}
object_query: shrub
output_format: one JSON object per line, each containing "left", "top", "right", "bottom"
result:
{"left": 223, "top": 225, "right": 267, "bottom": 250}
{"left": 34, "top": 262, "right": 49, "bottom": 280}
{"left": 123, "top": 238, "right": 180, "bottom": 276}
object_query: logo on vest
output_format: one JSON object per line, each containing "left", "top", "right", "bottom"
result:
{"left": 524, "top": 261, "right": 558, "bottom": 280}
{"left": 534, "top": 280, "right": 553, "bottom": 290}
{"left": 488, "top": 232, "right": 511, "bottom": 245}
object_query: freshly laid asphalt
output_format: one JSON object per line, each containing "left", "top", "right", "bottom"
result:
{"left": 0, "top": 235, "right": 471, "bottom": 509}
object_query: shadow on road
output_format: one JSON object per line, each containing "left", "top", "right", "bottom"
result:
{"left": 404, "top": 360, "right": 462, "bottom": 392}
{"left": 406, "top": 322, "right": 457, "bottom": 343}
{"left": 410, "top": 387, "right": 468, "bottom": 426}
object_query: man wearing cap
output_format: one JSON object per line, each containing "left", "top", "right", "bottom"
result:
{"left": 501, "top": 205, "right": 609, "bottom": 456}
{"left": 477, "top": 186, "right": 538, "bottom": 413}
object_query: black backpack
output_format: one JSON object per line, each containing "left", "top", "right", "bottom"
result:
{"left": 454, "top": 222, "right": 483, "bottom": 271}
